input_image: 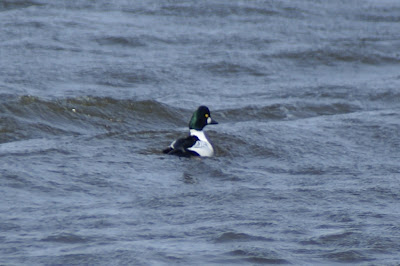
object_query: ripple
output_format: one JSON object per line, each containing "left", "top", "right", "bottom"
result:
{"left": 226, "top": 249, "right": 289, "bottom": 264}
{"left": 0, "top": 0, "right": 43, "bottom": 11}
{"left": 41, "top": 233, "right": 90, "bottom": 244}
{"left": 322, "top": 250, "right": 373, "bottom": 263}
{"left": 215, "top": 231, "right": 272, "bottom": 243}
{"left": 94, "top": 36, "right": 147, "bottom": 48}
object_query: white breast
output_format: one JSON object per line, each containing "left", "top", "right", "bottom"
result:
{"left": 187, "top": 129, "right": 214, "bottom": 157}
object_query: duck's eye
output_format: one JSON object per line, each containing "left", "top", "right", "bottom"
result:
{"left": 205, "top": 114, "right": 209, "bottom": 118}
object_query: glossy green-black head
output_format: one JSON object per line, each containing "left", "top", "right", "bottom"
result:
{"left": 189, "top": 106, "right": 218, "bottom": 130}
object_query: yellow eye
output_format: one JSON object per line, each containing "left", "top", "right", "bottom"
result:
{"left": 205, "top": 114, "right": 209, "bottom": 118}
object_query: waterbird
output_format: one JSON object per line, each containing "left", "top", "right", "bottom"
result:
{"left": 163, "top": 106, "right": 218, "bottom": 157}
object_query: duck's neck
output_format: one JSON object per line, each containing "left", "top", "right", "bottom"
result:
{"left": 190, "top": 129, "right": 208, "bottom": 142}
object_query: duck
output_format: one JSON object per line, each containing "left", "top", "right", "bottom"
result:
{"left": 163, "top": 106, "right": 218, "bottom": 157}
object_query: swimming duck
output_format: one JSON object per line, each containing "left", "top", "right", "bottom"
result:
{"left": 163, "top": 106, "right": 218, "bottom": 157}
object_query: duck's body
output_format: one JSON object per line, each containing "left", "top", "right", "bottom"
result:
{"left": 163, "top": 106, "right": 218, "bottom": 157}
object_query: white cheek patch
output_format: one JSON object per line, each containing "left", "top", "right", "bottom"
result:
{"left": 207, "top": 117, "right": 212, "bottom": 124}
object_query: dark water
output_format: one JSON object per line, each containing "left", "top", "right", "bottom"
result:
{"left": 1, "top": 0, "right": 400, "bottom": 264}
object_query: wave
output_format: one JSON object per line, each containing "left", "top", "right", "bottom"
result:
{"left": 139, "top": 3, "right": 280, "bottom": 18}
{"left": 357, "top": 6, "right": 400, "bottom": 23}
{"left": 0, "top": 0, "right": 43, "bottom": 11}
{"left": 270, "top": 44, "right": 400, "bottom": 66}
{"left": 218, "top": 101, "right": 361, "bottom": 122}
{"left": 0, "top": 95, "right": 183, "bottom": 144}
{"left": 1, "top": 93, "right": 392, "bottom": 162}
{"left": 198, "top": 61, "right": 265, "bottom": 77}
{"left": 0, "top": 94, "right": 367, "bottom": 145}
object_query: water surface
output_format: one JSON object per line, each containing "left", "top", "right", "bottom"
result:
{"left": 1, "top": 0, "right": 400, "bottom": 264}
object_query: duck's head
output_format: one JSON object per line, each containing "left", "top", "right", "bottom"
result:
{"left": 189, "top": 106, "right": 218, "bottom": 130}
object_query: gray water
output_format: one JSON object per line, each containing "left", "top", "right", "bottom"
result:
{"left": 1, "top": 0, "right": 400, "bottom": 265}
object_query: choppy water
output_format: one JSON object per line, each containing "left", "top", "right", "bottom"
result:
{"left": 1, "top": 0, "right": 400, "bottom": 265}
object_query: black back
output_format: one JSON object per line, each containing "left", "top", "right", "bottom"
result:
{"left": 162, "top": 135, "right": 200, "bottom": 157}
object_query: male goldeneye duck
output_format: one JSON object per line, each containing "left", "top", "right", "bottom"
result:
{"left": 163, "top": 106, "right": 218, "bottom": 157}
